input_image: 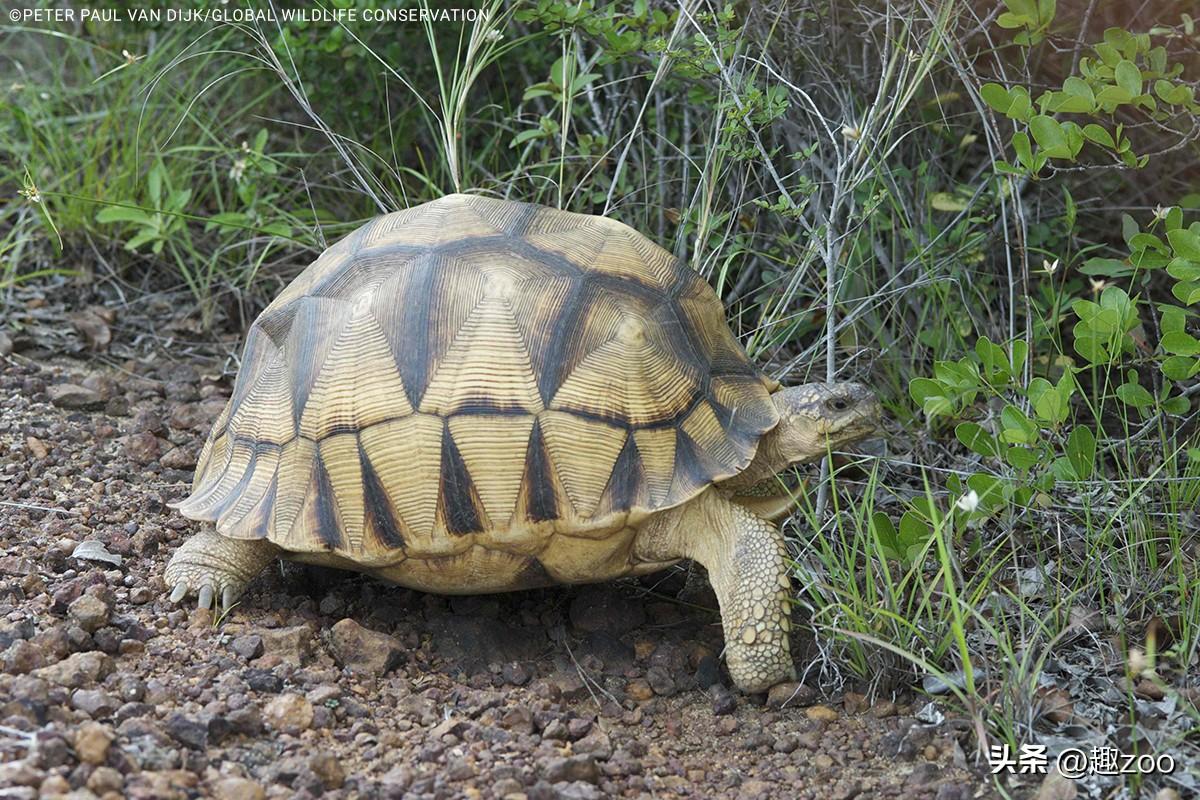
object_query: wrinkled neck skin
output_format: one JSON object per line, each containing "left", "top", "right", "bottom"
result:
{"left": 720, "top": 427, "right": 795, "bottom": 493}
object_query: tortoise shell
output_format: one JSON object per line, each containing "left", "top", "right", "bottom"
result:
{"left": 176, "top": 194, "right": 779, "bottom": 564}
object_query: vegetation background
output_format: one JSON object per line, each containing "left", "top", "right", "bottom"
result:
{"left": 3, "top": 0, "right": 1197, "bottom": 795}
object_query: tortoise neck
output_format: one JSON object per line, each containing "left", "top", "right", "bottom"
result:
{"left": 720, "top": 427, "right": 788, "bottom": 492}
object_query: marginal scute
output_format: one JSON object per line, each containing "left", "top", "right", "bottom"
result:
{"left": 318, "top": 433, "right": 365, "bottom": 550}
{"left": 539, "top": 410, "right": 628, "bottom": 518}
{"left": 180, "top": 194, "right": 778, "bottom": 563}
{"left": 358, "top": 415, "right": 443, "bottom": 545}
{"left": 447, "top": 414, "right": 535, "bottom": 527}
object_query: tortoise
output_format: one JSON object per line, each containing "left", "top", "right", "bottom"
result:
{"left": 165, "top": 193, "right": 881, "bottom": 693}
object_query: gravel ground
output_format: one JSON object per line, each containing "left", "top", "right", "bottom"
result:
{"left": 0, "top": 307, "right": 1002, "bottom": 799}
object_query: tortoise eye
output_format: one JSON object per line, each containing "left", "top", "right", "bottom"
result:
{"left": 827, "top": 397, "right": 850, "bottom": 412}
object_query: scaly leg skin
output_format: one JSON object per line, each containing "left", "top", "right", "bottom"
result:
{"left": 635, "top": 489, "right": 796, "bottom": 694}
{"left": 164, "top": 529, "right": 277, "bottom": 610}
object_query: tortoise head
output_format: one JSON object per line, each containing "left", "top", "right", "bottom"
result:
{"left": 768, "top": 382, "right": 881, "bottom": 466}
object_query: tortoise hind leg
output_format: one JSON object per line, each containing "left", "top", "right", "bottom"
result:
{"left": 635, "top": 489, "right": 795, "bottom": 693}
{"left": 165, "top": 529, "right": 277, "bottom": 610}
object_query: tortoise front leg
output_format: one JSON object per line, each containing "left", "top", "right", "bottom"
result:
{"left": 635, "top": 490, "right": 795, "bottom": 693}
{"left": 164, "top": 529, "right": 277, "bottom": 610}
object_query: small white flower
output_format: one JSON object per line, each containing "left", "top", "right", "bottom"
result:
{"left": 1152, "top": 205, "right": 1170, "bottom": 222}
{"left": 229, "top": 158, "right": 247, "bottom": 182}
{"left": 841, "top": 125, "right": 861, "bottom": 141}
{"left": 1089, "top": 277, "right": 1107, "bottom": 294}
{"left": 955, "top": 489, "right": 979, "bottom": 513}
{"left": 484, "top": 29, "right": 503, "bottom": 42}
{"left": 1040, "top": 258, "right": 1060, "bottom": 275}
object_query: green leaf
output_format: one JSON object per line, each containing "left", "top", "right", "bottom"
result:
{"left": 1065, "top": 426, "right": 1096, "bottom": 480}
{"left": 1004, "top": 446, "right": 1041, "bottom": 470}
{"left": 1167, "top": 228, "right": 1200, "bottom": 260}
{"left": 1161, "top": 331, "right": 1200, "bottom": 355}
{"left": 148, "top": 164, "right": 163, "bottom": 208}
{"left": 1115, "top": 60, "right": 1143, "bottom": 96}
{"left": 1095, "top": 85, "right": 1133, "bottom": 108}
{"left": 931, "top": 193, "right": 968, "bottom": 212}
{"left": 125, "top": 229, "right": 159, "bottom": 251}
{"left": 966, "top": 473, "right": 1010, "bottom": 507}
{"left": 1029, "top": 115, "right": 1072, "bottom": 158}
{"left": 980, "top": 83, "right": 1012, "bottom": 114}
{"left": 1012, "top": 132, "right": 1035, "bottom": 171}
{"left": 1062, "top": 76, "right": 1095, "bottom": 103}
{"left": 1161, "top": 356, "right": 1200, "bottom": 381}
{"left": 1079, "top": 257, "right": 1133, "bottom": 277}
{"left": 1116, "top": 380, "right": 1155, "bottom": 408}
{"left": 1162, "top": 395, "right": 1192, "bottom": 415}
{"left": 910, "top": 378, "right": 954, "bottom": 417}
{"left": 549, "top": 56, "right": 569, "bottom": 89}
{"left": 1082, "top": 123, "right": 1115, "bottom": 148}
{"left": 870, "top": 512, "right": 902, "bottom": 561}
{"left": 1160, "top": 305, "right": 1186, "bottom": 334}
{"left": 1010, "top": 339, "right": 1029, "bottom": 375}
{"left": 511, "top": 127, "right": 547, "bottom": 147}
{"left": 1028, "top": 377, "right": 1069, "bottom": 425}
{"left": 955, "top": 422, "right": 999, "bottom": 458}
{"left": 898, "top": 511, "right": 932, "bottom": 550}
{"left": 96, "top": 206, "right": 153, "bottom": 226}
{"left": 1171, "top": 281, "right": 1200, "bottom": 305}
{"left": 1000, "top": 405, "right": 1038, "bottom": 444}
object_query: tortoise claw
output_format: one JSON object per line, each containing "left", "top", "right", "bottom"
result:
{"left": 198, "top": 585, "right": 214, "bottom": 610}
{"left": 170, "top": 583, "right": 188, "bottom": 603}
{"left": 222, "top": 586, "right": 237, "bottom": 610}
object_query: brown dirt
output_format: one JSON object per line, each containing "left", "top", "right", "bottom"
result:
{"left": 0, "top": 296, "right": 1003, "bottom": 800}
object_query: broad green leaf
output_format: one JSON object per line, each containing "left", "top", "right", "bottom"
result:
{"left": 1005, "top": 446, "right": 1041, "bottom": 470}
{"left": 1115, "top": 60, "right": 1143, "bottom": 96}
{"left": 1162, "top": 395, "right": 1191, "bottom": 414}
{"left": 1171, "top": 281, "right": 1200, "bottom": 305}
{"left": 1065, "top": 426, "right": 1095, "bottom": 480}
{"left": 1029, "top": 115, "right": 1068, "bottom": 154}
{"left": 1010, "top": 340, "right": 1029, "bottom": 375}
{"left": 1082, "top": 123, "right": 1115, "bottom": 148}
{"left": 1079, "top": 258, "right": 1133, "bottom": 277}
{"left": 955, "top": 422, "right": 999, "bottom": 458}
{"left": 1161, "top": 356, "right": 1200, "bottom": 381}
{"left": 1062, "top": 76, "right": 1095, "bottom": 103}
{"left": 1012, "top": 132, "right": 1034, "bottom": 171}
{"left": 870, "top": 512, "right": 902, "bottom": 561}
{"left": 1161, "top": 331, "right": 1200, "bottom": 355}
{"left": 966, "top": 473, "right": 1010, "bottom": 506}
{"left": 898, "top": 511, "right": 932, "bottom": 549}
{"left": 980, "top": 83, "right": 1012, "bottom": 114}
{"left": 1000, "top": 405, "right": 1038, "bottom": 444}
{"left": 1167, "top": 228, "right": 1200, "bottom": 260}
{"left": 96, "top": 206, "right": 153, "bottom": 226}
{"left": 931, "top": 193, "right": 968, "bottom": 212}
{"left": 1116, "top": 380, "right": 1154, "bottom": 408}
{"left": 1160, "top": 305, "right": 1186, "bottom": 334}
{"left": 1095, "top": 85, "right": 1133, "bottom": 108}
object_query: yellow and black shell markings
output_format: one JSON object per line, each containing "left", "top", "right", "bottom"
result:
{"left": 176, "top": 194, "right": 779, "bottom": 563}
